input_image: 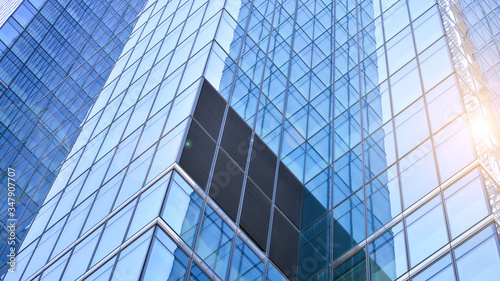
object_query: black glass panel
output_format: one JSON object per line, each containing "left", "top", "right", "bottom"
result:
{"left": 270, "top": 208, "right": 300, "bottom": 281}
{"left": 221, "top": 107, "right": 252, "bottom": 168}
{"left": 179, "top": 120, "right": 216, "bottom": 190}
{"left": 193, "top": 80, "right": 226, "bottom": 139}
{"left": 276, "top": 162, "right": 303, "bottom": 229}
{"left": 240, "top": 179, "right": 271, "bottom": 251}
{"left": 248, "top": 135, "right": 277, "bottom": 198}
{"left": 209, "top": 149, "right": 244, "bottom": 221}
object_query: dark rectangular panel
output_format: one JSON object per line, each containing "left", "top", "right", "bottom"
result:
{"left": 179, "top": 120, "right": 216, "bottom": 190}
{"left": 221, "top": 107, "right": 252, "bottom": 168}
{"left": 270, "top": 208, "right": 300, "bottom": 281}
{"left": 276, "top": 162, "right": 303, "bottom": 229}
{"left": 193, "top": 80, "right": 226, "bottom": 139}
{"left": 248, "top": 135, "right": 276, "bottom": 198}
{"left": 240, "top": 179, "right": 271, "bottom": 251}
{"left": 209, "top": 149, "right": 244, "bottom": 221}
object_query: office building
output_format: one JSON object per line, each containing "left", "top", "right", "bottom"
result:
{"left": 2, "top": 0, "right": 500, "bottom": 280}
{"left": 0, "top": 0, "right": 148, "bottom": 273}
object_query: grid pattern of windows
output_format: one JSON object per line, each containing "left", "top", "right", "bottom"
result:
{"left": 179, "top": 81, "right": 304, "bottom": 278}
{"left": 0, "top": 0, "right": 148, "bottom": 273}
{"left": 4, "top": 0, "right": 240, "bottom": 279}
{"left": 6, "top": 165, "right": 288, "bottom": 281}
{"left": 3, "top": 0, "right": 500, "bottom": 280}
{"left": 203, "top": 0, "right": 500, "bottom": 279}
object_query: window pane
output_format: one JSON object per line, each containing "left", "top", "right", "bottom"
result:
{"left": 62, "top": 227, "right": 103, "bottom": 280}
{"left": 369, "top": 223, "right": 407, "bottom": 280}
{"left": 141, "top": 237, "right": 188, "bottom": 280}
{"left": 266, "top": 263, "right": 287, "bottom": 281}
{"left": 333, "top": 189, "right": 365, "bottom": 260}
{"left": 445, "top": 171, "right": 489, "bottom": 238}
{"left": 408, "top": 0, "right": 435, "bottom": 20}
{"left": 299, "top": 227, "right": 329, "bottom": 280}
{"left": 195, "top": 206, "right": 234, "bottom": 279}
{"left": 367, "top": 165, "right": 401, "bottom": 235}
{"left": 365, "top": 123, "right": 397, "bottom": 181}
{"left": 406, "top": 197, "right": 448, "bottom": 267}
{"left": 455, "top": 225, "right": 500, "bottom": 281}
{"left": 400, "top": 140, "right": 438, "bottom": 208}
{"left": 110, "top": 228, "right": 153, "bottom": 281}
{"left": 413, "top": 6, "right": 443, "bottom": 54}
{"left": 332, "top": 250, "right": 366, "bottom": 281}
{"left": 435, "top": 118, "right": 476, "bottom": 181}
{"left": 127, "top": 173, "right": 170, "bottom": 239}
{"left": 390, "top": 61, "right": 421, "bottom": 115}
{"left": 91, "top": 200, "right": 135, "bottom": 267}
{"left": 39, "top": 252, "right": 69, "bottom": 281}
{"left": 161, "top": 175, "right": 202, "bottom": 246}
{"left": 426, "top": 75, "right": 463, "bottom": 133}
{"left": 85, "top": 257, "right": 116, "bottom": 281}
{"left": 419, "top": 39, "right": 453, "bottom": 92}
{"left": 395, "top": 99, "right": 429, "bottom": 157}
{"left": 229, "top": 237, "right": 264, "bottom": 280}
{"left": 386, "top": 28, "right": 415, "bottom": 75}
{"left": 383, "top": 1, "right": 409, "bottom": 40}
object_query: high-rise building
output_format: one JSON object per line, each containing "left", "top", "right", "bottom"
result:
{"left": 2, "top": 0, "right": 500, "bottom": 280}
{"left": 0, "top": 0, "right": 148, "bottom": 273}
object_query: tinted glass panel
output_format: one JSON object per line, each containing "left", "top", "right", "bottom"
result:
{"left": 240, "top": 179, "right": 271, "bottom": 251}
{"left": 455, "top": 225, "right": 500, "bottom": 281}
{"left": 194, "top": 80, "right": 226, "bottom": 139}
{"left": 248, "top": 135, "right": 277, "bottom": 198}
{"left": 180, "top": 120, "right": 216, "bottom": 189}
{"left": 209, "top": 149, "right": 244, "bottom": 220}
{"left": 276, "top": 162, "right": 304, "bottom": 228}
{"left": 406, "top": 197, "right": 448, "bottom": 267}
{"left": 221, "top": 107, "right": 252, "bottom": 168}
{"left": 270, "top": 208, "right": 299, "bottom": 281}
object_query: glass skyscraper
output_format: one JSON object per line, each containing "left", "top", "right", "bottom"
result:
{"left": 0, "top": 0, "right": 148, "bottom": 273}
{"left": 1, "top": 0, "right": 500, "bottom": 280}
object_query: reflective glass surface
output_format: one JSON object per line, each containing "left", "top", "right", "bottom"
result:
{"left": 4, "top": 0, "right": 500, "bottom": 280}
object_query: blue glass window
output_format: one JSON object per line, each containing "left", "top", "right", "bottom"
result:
{"left": 400, "top": 140, "right": 438, "bottom": 208}
{"left": 161, "top": 172, "right": 202, "bottom": 246}
{"left": 229, "top": 237, "right": 264, "bottom": 280}
{"left": 141, "top": 231, "right": 189, "bottom": 280}
{"left": 455, "top": 225, "right": 500, "bottom": 281}
{"left": 444, "top": 169, "right": 489, "bottom": 238}
{"left": 110, "top": 228, "right": 153, "bottom": 281}
{"left": 434, "top": 117, "right": 476, "bottom": 182}
{"left": 194, "top": 205, "right": 234, "bottom": 279}
{"left": 369, "top": 223, "right": 407, "bottom": 280}
{"left": 406, "top": 197, "right": 448, "bottom": 267}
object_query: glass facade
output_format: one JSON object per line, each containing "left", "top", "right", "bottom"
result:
{"left": 2, "top": 0, "right": 500, "bottom": 280}
{"left": 0, "top": 0, "right": 148, "bottom": 274}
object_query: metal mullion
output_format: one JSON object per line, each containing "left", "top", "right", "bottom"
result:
{"left": 184, "top": 4, "right": 243, "bottom": 281}
{"left": 406, "top": 3, "right": 459, "bottom": 281}
{"left": 227, "top": 0, "right": 281, "bottom": 278}
{"left": 372, "top": 0, "right": 411, "bottom": 279}
{"left": 351, "top": 0, "right": 372, "bottom": 280}
{"left": 261, "top": 0, "right": 301, "bottom": 279}
{"left": 329, "top": 0, "right": 336, "bottom": 277}
{"left": 187, "top": 0, "right": 258, "bottom": 279}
